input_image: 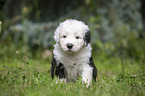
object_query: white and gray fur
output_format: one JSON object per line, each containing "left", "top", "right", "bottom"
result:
{"left": 51, "top": 19, "right": 97, "bottom": 85}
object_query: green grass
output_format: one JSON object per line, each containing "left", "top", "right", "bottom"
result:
{"left": 0, "top": 44, "right": 144, "bottom": 96}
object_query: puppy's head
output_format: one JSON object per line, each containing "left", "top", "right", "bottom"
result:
{"left": 54, "top": 19, "right": 91, "bottom": 54}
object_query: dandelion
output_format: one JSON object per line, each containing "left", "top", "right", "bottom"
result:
{"left": 16, "top": 51, "right": 19, "bottom": 64}
{"left": 16, "top": 51, "right": 19, "bottom": 54}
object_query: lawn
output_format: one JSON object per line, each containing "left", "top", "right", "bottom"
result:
{"left": 0, "top": 44, "right": 144, "bottom": 96}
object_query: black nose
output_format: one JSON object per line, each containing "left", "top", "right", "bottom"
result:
{"left": 67, "top": 43, "right": 73, "bottom": 49}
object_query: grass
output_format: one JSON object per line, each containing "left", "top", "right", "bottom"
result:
{"left": 0, "top": 44, "right": 144, "bottom": 96}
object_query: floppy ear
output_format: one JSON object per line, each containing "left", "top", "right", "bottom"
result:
{"left": 84, "top": 30, "right": 91, "bottom": 46}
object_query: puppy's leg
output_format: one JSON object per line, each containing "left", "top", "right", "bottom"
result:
{"left": 89, "top": 56, "right": 97, "bottom": 82}
{"left": 55, "top": 63, "right": 66, "bottom": 83}
{"left": 81, "top": 64, "right": 93, "bottom": 87}
{"left": 51, "top": 55, "right": 56, "bottom": 79}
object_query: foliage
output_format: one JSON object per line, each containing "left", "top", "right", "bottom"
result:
{"left": 2, "top": 20, "right": 57, "bottom": 49}
{"left": 88, "top": 0, "right": 144, "bottom": 61}
{"left": 91, "top": 0, "right": 142, "bottom": 40}
{"left": 1, "top": 0, "right": 144, "bottom": 59}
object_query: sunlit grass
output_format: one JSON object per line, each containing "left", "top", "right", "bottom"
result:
{"left": 0, "top": 44, "right": 144, "bottom": 96}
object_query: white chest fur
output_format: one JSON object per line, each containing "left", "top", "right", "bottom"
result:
{"left": 53, "top": 43, "right": 92, "bottom": 82}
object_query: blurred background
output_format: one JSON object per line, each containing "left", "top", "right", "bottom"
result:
{"left": 0, "top": 0, "right": 145, "bottom": 63}
{"left": 0, "top": 1, "right": 145, "bottom": 95}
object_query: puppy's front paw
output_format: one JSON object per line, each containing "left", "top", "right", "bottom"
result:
{"left": 56, "top": 78, "right": 66, "bottom": 84}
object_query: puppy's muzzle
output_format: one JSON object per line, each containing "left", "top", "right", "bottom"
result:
{"left": 67, "top": 43, "right": 73, "bottom": 49}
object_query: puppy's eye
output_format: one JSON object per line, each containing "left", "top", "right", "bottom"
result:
{"left": 76, "top": 36, "right": 80, "bottom": 39}
{"left": 63, "top": 36, "right": 66, "bottom": 38}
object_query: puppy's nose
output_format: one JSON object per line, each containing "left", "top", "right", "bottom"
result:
{"left": 67, "top": 43, "right": 73, "bottom": 49}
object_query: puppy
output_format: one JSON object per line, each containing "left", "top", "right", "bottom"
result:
{"left": 51, "top": 19, "right": 97, "bottom": 85}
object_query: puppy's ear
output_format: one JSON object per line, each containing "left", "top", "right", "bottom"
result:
{"left": 84, "top": 30, "right": 91, "bottom": 46}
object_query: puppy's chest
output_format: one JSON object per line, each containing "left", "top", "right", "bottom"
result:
{"left": 61, "top": 58, "right": 82, "bottom": 66}
{"left": 64, "top": 63, "right": 82, "bottom": 82}
{"left": 58, "top": 54, "right": 89, "bottom": 67}
{"left": 58, "top": 56, "right": 87, "bottom": 80}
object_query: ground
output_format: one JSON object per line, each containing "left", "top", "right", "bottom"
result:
{"left": 0, "top": 44, "right": 144, "bottom": 96}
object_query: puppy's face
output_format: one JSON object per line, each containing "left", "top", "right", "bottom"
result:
{"left": 54, "top": 19, "right": 90, "bottom": 54}
{"left": 59, "top": 29, "right": 85, "bottom": 53}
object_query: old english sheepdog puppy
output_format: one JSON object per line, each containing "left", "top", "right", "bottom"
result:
{"left": 51, "top": 19, "right": 97, "bottom": 85}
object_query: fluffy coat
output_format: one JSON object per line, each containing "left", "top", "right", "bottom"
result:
{"left": 51, "top": 19, "right": 97, "bottom": 85}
